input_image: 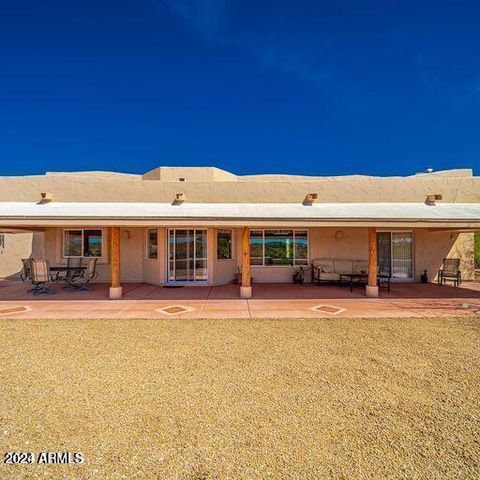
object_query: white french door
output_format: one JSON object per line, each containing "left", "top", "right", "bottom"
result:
{"left": 377, "top": 231, "right": 414, "bottom": 279}
{"left": 167, "top": 229, "right": 208, "bottom": 283}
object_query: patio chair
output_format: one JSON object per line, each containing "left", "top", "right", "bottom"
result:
{"left": 74, "top": 258, "right": 98, "bottom": 291}
{"left": 57, "top": 257, "right": 84, "bottom": 289}
{"left": 438, "top": 258, "right": 462, "bottom": 287}
{"left": 20, "top": 258, "right": 36, "bottom": 292}
{"left": 377, "top": 272, "right": 391, "bottom": 292}
{"left": 31, "top": 260, "right": 55, "bottom": 295}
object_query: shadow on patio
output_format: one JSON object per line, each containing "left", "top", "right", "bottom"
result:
{"left": 1, "top": 280, "right": 480, "bottom": 301}
{"left": 0, "top": 280, "right": 480, "bottom": 319}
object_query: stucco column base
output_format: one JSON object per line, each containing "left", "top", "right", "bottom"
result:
{"left": 109, "top": 286, "right": 123, "bottom": 300}
{"left": 240, "top": 286, "right": 252, "bottom": 298}
{"left": 365, "top": 285, "right": 379, "bottom": 298}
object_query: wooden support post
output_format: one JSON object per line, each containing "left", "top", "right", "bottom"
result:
{"left": 109, "top": 226, "right": 122, "bottom": 299}
{"left": 240, "top": 226, "right": 252, "bottom": 298}
{"left": 366, "top": 227, "right": 379, "bottom": 297}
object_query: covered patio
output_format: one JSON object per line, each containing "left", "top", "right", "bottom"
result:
{"left": 1, "top": 280, "right": 479, "bottom": 319}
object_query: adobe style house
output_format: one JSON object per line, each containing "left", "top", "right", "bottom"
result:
{"left": 0, "top": 166, "right": 478, "bottom": 299}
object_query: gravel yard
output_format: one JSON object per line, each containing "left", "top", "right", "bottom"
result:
{"left": 0, "top": 317, "right": 479, "bottom": 479}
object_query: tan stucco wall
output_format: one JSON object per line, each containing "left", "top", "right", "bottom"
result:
{"left": 0, "top": 169, "right": 479, "bottom": 204}
{"left": 213, "top": 228, "right": 238, "bottom": 285}
{"left": 451, "top": 233, "right": 475, "bottom": 281}
{"left": 415, "top": 231, "right": 475, "bottom": 281}
{"left": 143, "top": 227, "right": 166, "bottom": 285}
{"left": 120, "top": 228, "right": 144, "bottom": 283}
{"left": 143, "top": 166, "right": 238, "bottom": 182}
{"left": 0, "top": 232, "right": 44, "bottom": 279}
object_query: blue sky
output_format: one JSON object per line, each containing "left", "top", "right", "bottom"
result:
{"left": 1, "top": 0, "right": 479, "bottom": 176}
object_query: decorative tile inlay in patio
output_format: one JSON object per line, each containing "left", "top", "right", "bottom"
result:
{"left": 1, "top": 281, "right": 480, "bottom": 319}
{"left": 310, "top": 304, "right": 346, "bottom": 315}
{"left": 461, "top": 302, "right": 480, "bottom": 314}
{"left": 155, "top": 305, "right": 194, "bottom": 316}
{"left": 0, "top": 306, "right": 31, "bottom": 316}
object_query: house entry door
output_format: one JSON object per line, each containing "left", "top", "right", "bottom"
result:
{"left": 377, "top": 231, "right": 414, "bottom": 279}
{"left": 167, "top": 229, "right": 208, "bottom": 282}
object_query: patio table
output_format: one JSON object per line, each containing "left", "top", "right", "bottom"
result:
{"left": 378, "top": 274, "right": 391, "bottom": 292}
{"left": 50, "top": 266, "right": 86, "bottom": 272}
{"left": 339, "top": 273, "right": 391, "bottom": 292}
{"left": 339, "top": 273, "right": 368, "bottom": 292}
{"left": 50, "top": 266, "right": 86, "bottom": 282}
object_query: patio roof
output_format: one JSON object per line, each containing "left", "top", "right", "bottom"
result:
{"left": 0, "top": 201, "right": 480, "bottom": 228}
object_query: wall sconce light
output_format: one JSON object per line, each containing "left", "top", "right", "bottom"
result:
{"left": 335, "top": 230, "right": 344, "bottom": 240}
{"left": 122, "top": 230, "right": 131, "bottom": 240}
{"left": 174, "top": 192, "right": 186, "bottom": 204}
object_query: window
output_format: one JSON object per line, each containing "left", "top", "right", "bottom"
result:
{"left": 250, "top": 230, "right": 264, "bottom": 265}
{"left": 293, "top": 230, "right": 308, "bottom": 265}
{"left": 249, "top": 230, "right": 308, "bottom": 266}
{"left": 63, "top": 229, "right": 103, "bottom": 258}
{"left": 217, "top": 229, "right": 232, "bottom": 260}
{"left": 146, "top": 228, "right": 158, "bottom": 260}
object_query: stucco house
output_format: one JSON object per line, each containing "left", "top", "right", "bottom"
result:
{"left": 0, "top": 166, "right": 479, "bottom": 299}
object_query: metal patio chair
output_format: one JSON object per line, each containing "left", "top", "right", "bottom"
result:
{"left": 438, "top": 258, "right": 462, "bottom": 287}
{"left": 20, "top": 258, "right": 34, "bottom": 291}
{"left": 31, "top": 259, "right": 55, "bottom": 295}
{"left": 74, "top": 258, "right": 98, "bottom": 291}
{"left": 57, "top": 257, "right": 84, "bottom": 289}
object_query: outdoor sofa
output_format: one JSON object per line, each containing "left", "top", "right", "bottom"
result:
{"left": 311, "top": 258, "right": 391, "bottom": 291}
{"left": 311, "top": 258, "right": 369, "bottom": 284}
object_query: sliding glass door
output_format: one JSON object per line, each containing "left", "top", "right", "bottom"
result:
{"left": 377, "top": 231, "right": 414, "bottom": 279}
{"left": 168, "top": 229, "right": 208, "bottom": 282}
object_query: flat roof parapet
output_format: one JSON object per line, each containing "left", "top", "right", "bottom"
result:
{"left": 142, "top": 166, "right": 238, "bottom": 182}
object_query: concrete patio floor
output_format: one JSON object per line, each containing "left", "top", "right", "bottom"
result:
{"left": 1, "top": 280, "right": 480, "bottom": 319}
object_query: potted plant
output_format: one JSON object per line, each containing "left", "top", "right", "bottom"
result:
{"left": 293, "top": 266, "right": 306, "bottom": 285}
{"left": 233, "top": 267, "right": 241, "bottom": 285}
{"left": 233, "top": 267, "right": 253, "bottom": 285}
{"left": 420, "top": 270, "right": 428, "bottom": 283}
